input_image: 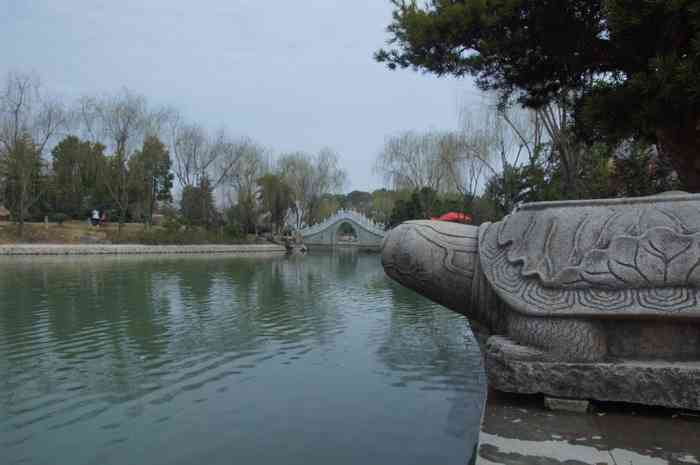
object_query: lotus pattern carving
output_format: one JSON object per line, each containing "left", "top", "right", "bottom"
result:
{"left": 495, "top": 205, "right": 700, "bottom": 289}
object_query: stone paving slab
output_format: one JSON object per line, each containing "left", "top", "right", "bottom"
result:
{"left": 0, "top": 244, "right": 286, "bottom": 256}
{"left": 477, "top": 390, "right": 700, "bottom": 465}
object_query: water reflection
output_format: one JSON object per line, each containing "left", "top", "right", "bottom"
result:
{"left": 378, "top": 281, "right": 486, "bottom": 444}
{"left": 0, "top": 252, "right": 485, "bottom": 465}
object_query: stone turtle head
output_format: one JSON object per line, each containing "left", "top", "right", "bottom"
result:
{"left": 381, "top": 220, "right": 480, "bottom": 316}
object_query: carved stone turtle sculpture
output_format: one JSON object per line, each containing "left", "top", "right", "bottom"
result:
{"left": 381, "top": 193, "right": 700, "bottom": 410}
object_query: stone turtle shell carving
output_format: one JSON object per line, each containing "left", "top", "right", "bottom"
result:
{"left": 479, "top": 194, "right": 700, "bottom": 318}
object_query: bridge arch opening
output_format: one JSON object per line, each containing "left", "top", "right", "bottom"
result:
{"left": 335, "top": 221, "right": 358, "bottom": 244}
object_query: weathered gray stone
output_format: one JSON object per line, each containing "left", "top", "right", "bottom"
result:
{"left": 487, "top": 336, "right": 700, "bottom": 410}
{"left": 79, "top": 235, "right": 110, "bottom": 245}
{"left": 543, "top": 397, "right": 590, "bottom": 414}
{"left": 381, "top": 193, "right": 700, "bottom": 410}
{"left": 476, "top": 388, "right": 700, "bottom": 465}
{"left": 0, "top": 244, "right": 286, "bottom": 256}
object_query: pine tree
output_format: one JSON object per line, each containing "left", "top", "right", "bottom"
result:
{"left": 377, "top": 0, "right": 700, "bottom": 191}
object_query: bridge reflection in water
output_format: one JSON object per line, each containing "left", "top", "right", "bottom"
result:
{"left": 298, "top": 210, "right": 386, "bottom": 249}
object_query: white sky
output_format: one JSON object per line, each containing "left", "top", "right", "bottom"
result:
{"left": 1, "top": 0, "right": 482, "bottom": 192}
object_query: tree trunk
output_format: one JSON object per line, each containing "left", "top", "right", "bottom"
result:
{"left": 118, "top": 196, "right": 127, "bottom": 238}
{"left": 118, "top": 209, "right": 125, "bottom": 236}
{"left": 17, "top": 197, "right": 24, "bottom": 239}
{"left": 17, "top": 180, "right": 27, "bottom": 239}
{"left": 657, "top": 124, "right": 700, "bottom": 193}
{"left": 146, "top": 181, "right": 155, "bottom": 231}
{"left": 201, "top": 182, "right": 208, "bottom": 229}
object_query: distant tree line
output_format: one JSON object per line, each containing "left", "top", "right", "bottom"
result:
{"left": 374, "top": 100, "right": 680, "bottom": 227}
{"left": 0, "top": 71, "right": 348, "bottom": 239}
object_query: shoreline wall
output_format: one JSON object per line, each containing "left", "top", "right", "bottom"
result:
{"left": 0, "top": 244, "right": 287, "bottom": 256}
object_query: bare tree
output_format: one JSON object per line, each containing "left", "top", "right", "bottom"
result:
{"left": 487, "top": 97, "right": 585, "bottom": 203}
{"left": 455, "top": 102, "right": 511, "bottom": 178}
{"left": 450, "top": 97, "right": 547, "bottom": 210}
{"left": 0, "top": 72, "right": 67, "bottom": 235}
{"left": 78, "top": 88, "right": 148, "bottom": 230}
{"left": 312, "top": 148, "right": 348, "bottom": 200}
{"left": 224, "top": 141, "right": 268, "bottom": 232}
{"left": 75, "top": 95, "right": 100, "bottom": 142}
{"left": 277, "top": 152, "right": 315, "bottom": 230}
{"left": 170, "top": 120, "right": 213, "bottom": 188}
{"left": 437, "top": 131, "right": 490, "bottom": 200}
{"left": 500, "top": 103, "right": 544, "bottom": 164}
{"left": 484, "top": 94, "right": 580, "bottom": 197}
{"left": 278, "top": 149, "right": 347, "bottom": 229}
{"left": 169, "top": 118, "right": 249, "bottom": 193}
{"left": 536, "top": 95, "right": 581, "bottom": 196}
{"left": 374, "top": 131, "right": 454, "bottom": 193}
{"left": 210, "top": 133, "right": 252, "bottom": 191}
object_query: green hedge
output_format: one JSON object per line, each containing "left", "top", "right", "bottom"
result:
{"left": 106, "top": 226, "right": 248, "bottom": 245}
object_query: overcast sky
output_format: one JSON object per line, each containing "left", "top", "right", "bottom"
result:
{"left": 1, "top": 0, "right": 481, "bottom": 192}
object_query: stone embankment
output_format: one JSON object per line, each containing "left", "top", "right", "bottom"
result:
{"left": 476, "top": 391, "right": 700, "bottom": 465}
{"left": 0, "top": 244, "right": 286, "bottom": 256}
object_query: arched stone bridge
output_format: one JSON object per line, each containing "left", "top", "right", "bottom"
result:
{"left": 298, "top": 210, "right": 386, "bottom": 248}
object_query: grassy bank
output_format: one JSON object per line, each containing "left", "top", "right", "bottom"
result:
{"left": 0, "top": 221, "right": 253, "bottom": 245}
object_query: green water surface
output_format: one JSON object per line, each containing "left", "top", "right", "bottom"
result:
{"left": 0, "top": 252, "right": 485, "bottom": 465}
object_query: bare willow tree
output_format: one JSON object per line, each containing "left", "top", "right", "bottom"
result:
{"left": 170, "top": 121, "right": 212, "bottom": 188}
{"left": 437, "top": 131, "right": 490, "bottom": 200}
{"left": 375, "top": 131, "right": 456, "bottom": 193}
{"left": 313, "top": 148, "right": 348, "bottom": 201}
{"left": 224, "top": 141, "right": 269, "bottom": 232}
{"left": 498, "top": 102, "right": 544, "bottom": 165}
{"left": 0, "top": 72, "right": 67, "bottom": 235}
{"left": 278, "top": 149, "right": 347, "bottom": 229}
{"left": 448, "top": 97, "right": 548, "bottom": 212}
{"left": 169, "top": 117, "right": 249, "bottom": 189}
{"left": 277, "top": 152, "right": 313, "bottom": 229}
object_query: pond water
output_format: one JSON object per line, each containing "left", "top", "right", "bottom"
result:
{"left": 0, "top": 252, "right": 486, "bottom": 465}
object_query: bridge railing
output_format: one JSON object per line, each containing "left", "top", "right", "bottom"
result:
{"left": 298, "top": 209, "right": 386, "bottom": 237}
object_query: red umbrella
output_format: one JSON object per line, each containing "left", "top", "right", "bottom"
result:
{"left": 430, "top": 212, "right": 472, "bottom": 223}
